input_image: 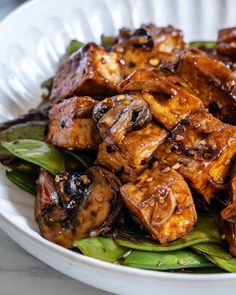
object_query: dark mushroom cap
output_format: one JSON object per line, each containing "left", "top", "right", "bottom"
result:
{"left": 93, "top": 94, "right": 152, "bottom": 144}
{"left": 37, "top": 166, "right": 122, "bottom": 248}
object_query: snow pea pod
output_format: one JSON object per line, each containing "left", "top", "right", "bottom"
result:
{"left": 64, "top": 40, "right": 83, "bottom": 59}
{"left": 120, "top": 249, "right": 214, "bottom": 270}
{"left": 101, "top": 35, "right": 116, "bottom": 50}
{"left": 8, "top": 160, "right": 39, "bottom": 175}
{"left": 0, "top": 121, "right": 46, "bottom": 160}
{"left": 65, "top": 151, "right": 95, "bottom": 169}
{"left": 189, "top": 41, "right": 216, "bottom": 48}
{"left": 2, "top": 140, "right": 66, "bottom": 175}
{"left": 75, "top": 238, "right": 127, "bottom": 263}
{"left": 6, "top": 170, "right": 37, "bottom": 195}
{"left": 116, "top": 216, "right": 221, "bottom": 251}
{"left": 192, "top": 243, "right": 236, "bottom": 272}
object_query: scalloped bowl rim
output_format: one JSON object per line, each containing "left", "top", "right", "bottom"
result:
{"left": 0, "top": 0, "right": 235, "bottom": 283}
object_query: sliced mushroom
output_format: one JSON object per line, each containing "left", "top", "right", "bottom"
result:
{"left": 36, "top": 166, "right": 122, "bottom": 248}
{"left": 93, "top": 94, "right": 152, "bottom": 144}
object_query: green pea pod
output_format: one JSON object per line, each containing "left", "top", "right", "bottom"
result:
{"left": 0, "top": 122, "right": 46, "bottom": 160}
{"left": 64, "top": 40, "right": 83, "bottom": 59}
{"left": 120, "top": 249, "right": 214, "bottom": 270}
{"left": 116, "top": 216, "right": 221, "bottom": 252}
{"left": 189, "top": 41, "right": 216, "bottom": 48}
{"left": 75, "top": 238, "right": 127, "bottom": 263}
{"left": 192, "top": 243, "right": 230, "bottom": 259}
{"left": 66, "top": 151, "right": 95, "bottom": 169}
{"left": 2, "top": 140, "right": 66, "bottom": 175}
{"left": 8, "top": 160, "right": 39, "bottom": 175}
{"left": 101, "top": 35, "right": 116, "bottom": 48}
{"left": 6, "top": 170, "right": 36, "bottom": 195}
{"left": 192, "top": 243, "right": 236, "bottom": 272}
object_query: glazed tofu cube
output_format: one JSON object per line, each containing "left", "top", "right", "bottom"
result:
{"left": 113, "top": 25, "right": 184, "bottom": 77}
{"left": 120, "top": 162, "right": 197, "bottom": 244}
{"left": 96, "top": 123, "right": 168, "bottom": 182}
{"left": 154, "top": 109, "right": 236, "bottom": 203}
{"left": 50, "top": 43, "right": 121, "bottom": 102}
{"left": 141, "top": 24, "right": 185, "bottom": 52}
{"left": 46, "top": 96, "right": 101, "bottom": 149}
{"left": 216, "top": 27, "right": 236, "bottom": 56}
{"left": 177, "top": 52, "right": 236, "bottom": 124}
{"left": 119, "top": 68, "right": 203, "bottom": 130}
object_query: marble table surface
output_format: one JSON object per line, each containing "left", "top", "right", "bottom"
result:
{"left": 0, "top": 2, "right": 110, "bottom": 294}
{"left": 0, "top": 228, "right": 110, "bottom": 295}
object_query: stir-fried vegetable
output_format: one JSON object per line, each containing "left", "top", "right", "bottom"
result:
{"left": 192, "top": 243, "right": 236, "bottom": 272}
{"left": 189, "top": 41, "right": 216, "bottom": 48}
{"left": 115, "top": 216, "right": 222, "bottom": 251}
{"left": 2, "top": 140, "right": 66, "bottom": 175}
{"left": 75, "top": 237, "right": 127, "bottom": 263}
{"left": 119, "top": 248, "right": 214, "bottom": 270}
{"left": 8, "top": 160, "right": 39, "bottom": 175}
{"left": 0, "top": 122, "right": 46, "bottom": 160}
{"left": 6, "top": 170, "right": 36, "bottom": 195}
{"left": 101, "top": 35, "right": 116, "bottom": 49}
{"left": 65, "top": 151, "right": 95, "bottom": 169}
{"left": 64, "top": 40, "right": 83, "bottom": 59}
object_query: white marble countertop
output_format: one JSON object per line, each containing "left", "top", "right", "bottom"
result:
{"left": 0, "top": 2, "right": 110, "bottom": 294}
{"left": 0, "top": 229, "right": 110, "bottom": 295}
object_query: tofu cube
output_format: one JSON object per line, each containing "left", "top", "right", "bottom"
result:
{"left": 96, "top": 123, "right": 168, "bottom": 182}
{"left": 50, "top": 43, "right": 121, "bottom": 102}
{"left": 120, "top": 162, "right": 197, "bottom": 244}
{"left": 119, "top": 68, "right": 203, "bottom": 130}
{"left": 177, "top": 53, "right": 236, "bottom": 124}
{"left": 46, "top": 96, "right": 101, "bottom": 149}
{"left": 154, "top": 109, "right": 236, "bottom": 202}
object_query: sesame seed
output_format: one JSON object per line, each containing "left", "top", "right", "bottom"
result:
{"left": 172, "top": 163, "right": 181, "bottom": 170}
{"left": 149, "top": 58, "right": 160, "bottom": 67}
{"left": 203, "top": 153, "right": 212, "bottom": 159}
{"left": 153, "top": 161, "right": 158, "bottom": 168}
{"left": 159, "top": 197, "right": 165, "bottom": 204}
{"left": 95, "top": 195, "right": 103, "bottom": 202}
{"left": 162, "top": 167, "right": 171, "bottom": 173}
{"left": 146, "top": 177, "right": 153, "bottom": 182}
{"left": 175, "top": 150, "right": 182, "bottom": 155}
{"left": 123, "top": 100, "right": 130, "bottom": 105}
{"left": 55, "top": 175, "right": 60, "bottom": 183}
{"left": 149, "top": 200, "right": 155, "bottom": 207}
{"left": 175, "top": 208, "right": 183, "bottom": 215}
{"left": 178, "top": 259, "right": 186, "bottom": 265}
{"left": 194, "top": 123, "right": 201, "bottom": 128}
{"left": 171, "top": 89, "right": 177, "bottom": 96}
{"left": 175, "top": 135, "right": 184, "bottom": 141}
{"left": 117, "top": 95, "right": 125, "bottom": 102}
{"left": 224, "top": 159, "right": 231, "bottom": 166}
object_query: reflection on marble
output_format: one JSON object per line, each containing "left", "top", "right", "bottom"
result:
{"left": 0, "top": 229, "right": 110, "bottom": 295}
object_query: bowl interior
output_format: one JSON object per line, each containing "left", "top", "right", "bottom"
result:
{"left": 1, "top": 0, "right": 236, "bottom": 294}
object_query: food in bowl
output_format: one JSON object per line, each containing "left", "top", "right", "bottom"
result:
{"left": 1, "top": 24, "right": 236, "bottom": 273}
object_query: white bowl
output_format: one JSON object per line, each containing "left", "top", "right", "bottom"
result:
{"left": 0, "top": 0, "right": 236, "bottom": 294}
